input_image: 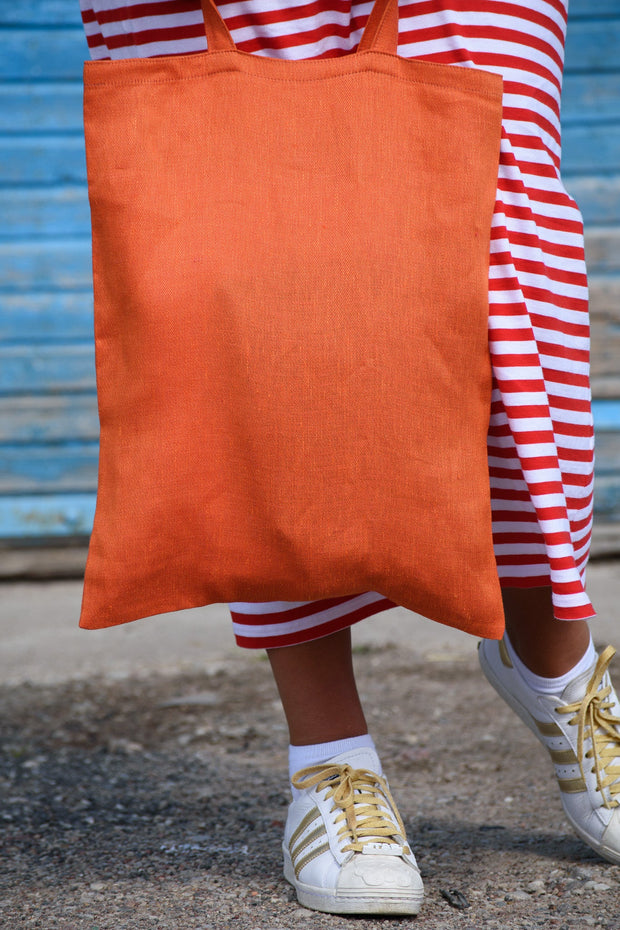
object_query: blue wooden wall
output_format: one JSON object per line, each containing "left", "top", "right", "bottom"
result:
{"left": 563, "top": 0, "right": 620, "bottom": 530}
{"left": 0, "top": 0, "right": 619, "bottom": 541}
{"left": 1, "top": 1, "right": 96, "bottom": 538}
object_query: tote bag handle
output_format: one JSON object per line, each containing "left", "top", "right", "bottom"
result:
{"left": 199, "top": 0, "right": 400, "bottom": 56}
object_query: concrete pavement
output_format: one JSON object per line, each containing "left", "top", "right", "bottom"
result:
{"left": 0, "top": 561, "right": 618, "bottom": 685}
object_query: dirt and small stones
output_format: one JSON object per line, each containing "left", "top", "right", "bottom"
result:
{"left": 158, "top": 691, "right": 222, "bottom": 708}
{"left": 525, "top": 879, "right": 546, "bottom": 895}
{"left": 1, "top": 645, "right": 620, "bottom": 928}
{"left": 505, "top": 890, "right": 531, "bottom": 902}
{"left": 582, "top": 881, "right": 613, "bottom": 893}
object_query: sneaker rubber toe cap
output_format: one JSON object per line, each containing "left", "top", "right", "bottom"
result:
{"left": 337, "top": 854, "right": 422, "bottom": 893}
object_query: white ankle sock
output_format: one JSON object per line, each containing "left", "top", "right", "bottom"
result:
{"left": 288, "top": 734, "right": 379, "bottom": 798}
{"left": 504, "top": 632, "right": 597, "bottom": 695}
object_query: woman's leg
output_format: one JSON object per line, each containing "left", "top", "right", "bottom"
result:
{"left": 502, "top": 586, "right": 591, "bottom": 676}
{"left": 480, "top": 586, "right": 620, "bottom": 866}
{"left": 268, "top": 589, "right": 593, "bottom": 745}
{"left": 268, "top": 626, "right": 423, "bottom": 915}
{"left": 267, "top": 627, "right": 367, "bottom": 745}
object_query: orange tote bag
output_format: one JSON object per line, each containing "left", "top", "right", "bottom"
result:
{"left": 80, "top": 0, "right": 505, "bottom": 637}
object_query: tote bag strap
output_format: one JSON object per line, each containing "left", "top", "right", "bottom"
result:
{"left": 357, "top": 0, "right": 399, "bottom": 55}
{"left": 200, "top": 0, "right": 399, "bottom": 56}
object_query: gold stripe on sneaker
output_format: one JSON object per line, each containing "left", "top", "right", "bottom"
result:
{"left": 294, "top": 842, "right": 330, "bottom": 879}
{"left": 291, "top": 825, "right": 327, "bottom": 864}
{"left": 289, "top": 808, "right": 320, "bottom": 848}
{"left": 549, "top": 748, "right": 579, "bottom": 766}
{"left": 533, "top": 718, "right": 563, "bottom": 737}
{"left": 499, "top": 639, "right": 513, "bottom": 668}
{"left": 557, "top": 776, "right": 587, "bottom": 794}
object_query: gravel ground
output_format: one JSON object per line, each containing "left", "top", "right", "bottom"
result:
{"left": 1, "top": 643, "right": 619, "bottom": 929}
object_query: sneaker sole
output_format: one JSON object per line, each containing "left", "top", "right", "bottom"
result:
{"left": 283, "top": 849, "right": 424, "bottom": 915}
{"left": 478, "top": 640, "right": 620, "bottom": 866}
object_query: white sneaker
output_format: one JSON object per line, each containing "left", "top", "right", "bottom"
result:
{"left": 479, "top": 639, "right": 620, "bottom": 864}
{"left": 283, "top": 747, "right": 424, "bottom": 915}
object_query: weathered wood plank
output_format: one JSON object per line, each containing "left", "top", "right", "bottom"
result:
{"left": 0, "top": 127, "right": 612, "bottom": 189}
{"left": 584, "top": 226, "right": 620, "bottom": 274}
{"left": 1, "top": 79, "right": 617, "bottom": 133}
{"left": 1, "top": 162, "right": 614, "bottom": 241}
{"left": 0, "top": 371, "right": 614, "bottom": 441}
{"left": 0, "top": 0, "right": 614, "bottom": 29}
{"left": 6, "top": 73, "right": 612, "bottom": 135}
{"left": 2, "top": 481, "right": 619, "bottom": 539}
{"left": 591, "top": 523, "right": 620, "bottom": 559}
{"left": 1, "top": 161, "right": 617, "bottom": 242}
{"left": 1, "top": 220, "right": 616, "bottom": 290}
{"left": 590, "top": 379, "right": 620, "bottom": 401}
{"left": 1, "top": 75, "right": 615, "bottom": 147}
{"left": 0, "top": 401, "right": 616, "bottom": 451}
{"left": 562, "top": 124, "right": 620, "bottom": 176}
{"left": 592, "top": 399, "right": 620, "bottom": 431}
{"left": 0, "top": 345, "right": 95, "bottom": 395}
{"left": 0, "top": 186, "right": 90, "bottom": 241}
{"left": 48, "top": 218, "right": 620, "bottom": 305}
{"left": 0, "top": 444, "right": 98, "bottom": 493}
{"left": 0, "top": 492, "right": 96, "bottom": 538}
{"left": 0, "top": 168, "right": 594, "bottom": 247}
{"left": 0, "top": 1, "right": 83, "bottom": 26}
{"left": 0, "top": 83, "right": 83, "bottom": 134}
{"left": 1, "top": 483, "right": 618, "bottom": 540}
{"left": 562, "top": 73, "right": 620, "bottom": 125}
{"left": 1, "top": 19, "right": 618, "bottom": 81}
{"left": 582, "top": 277, "right": 620, "bottom": 399}
{"left": 0, "top": 0, "right": 617, "bottom": 543}
{"left": 595, "top": 431, "right": 620, "bottom": 476}
{"left": 0, "top": 395, "right": 98, "bottom": 443}
{"left": 2, "top": 176, "right": 613, "bottom": 241}
{"left": 593, "top": 428, "right": 620, "bottom": 523}
{"left": 565, "top": 20, "right": 620, "bottom": 73}
{"left": 566, "top": 176, "right": 620, "bottom": 225}
{"left": 0, "top": 29, "right": 86, "bottom": 81}
{"left": 0, "top": 136, "right": 87, "bottom": 185}
{"left": 0, "top": 293, "right": 94, "bottom": 344}
{"left": 593, "top": 475, "right": 620, "bottom": 521}
{"left": 568, "top": 1, "right": 620, "bottom": 20}
{"left": 0, "top": 240, "right": 92, "bottom": 292}
{"left": 591, "top": 340, "right": 620, "bottom": 399}
{"left": 0, "top": 283, "right": 616, "bottom": 398}
{"left": 591, "top": 379, "right": 620, "bottom": 403}
{"left": 590, "top": 275, "right": 620, "bottom": 315}
{"left": 7, "top": 532, "right": 618, "bottom": 578}
{"left": 0, "top": 544, "right": 89, "bottom": 581}
{"left": 0, "top": 437, "right": 617, "bottom": 533}
{"left": 591, "top": 372, "right": 620, "bottom": 399}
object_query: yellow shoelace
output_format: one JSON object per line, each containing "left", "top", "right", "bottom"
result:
{"left": 292, "top": 763, "right": 410, "bottom": 855}
{"left": 557, "top": 645, "right": 620, "bottom": 809}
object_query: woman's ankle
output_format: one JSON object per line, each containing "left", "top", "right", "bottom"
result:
{"left": 502, "top": 586, "right": 592, "bottom": 677}
{"left": 267, "top": 628, "right": 367, "bottom": 745}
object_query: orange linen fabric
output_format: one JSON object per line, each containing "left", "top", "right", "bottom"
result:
{"left": 80, "top": 0, "right": 505, "bottom": 636}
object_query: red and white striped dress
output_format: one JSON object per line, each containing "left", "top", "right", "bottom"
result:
{"left": 79, "top": 0, "right": 596, "bottom": 647}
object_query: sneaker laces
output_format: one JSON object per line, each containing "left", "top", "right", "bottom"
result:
{"left": 557, "top": 645, "right": 620, "bottom": 809}
{"left": 292, "top": 763, "right": 410, "bottom": 855}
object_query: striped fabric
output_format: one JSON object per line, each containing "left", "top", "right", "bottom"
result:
{"left": 79, "top": 0, "right": 595, "bottom": 648}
